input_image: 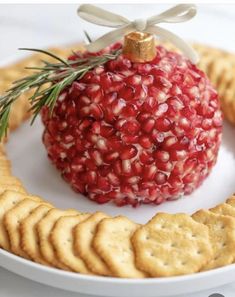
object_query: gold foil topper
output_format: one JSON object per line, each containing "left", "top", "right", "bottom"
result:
{"left": 77, "top": 4, "right": 199, "bottom": 64}
{"left": 122, "top": 32, "right": 156, "bottom": 63}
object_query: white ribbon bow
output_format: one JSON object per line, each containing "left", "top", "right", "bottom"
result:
{"left": 77, "top": 4, "right": 199, "bottom": 64}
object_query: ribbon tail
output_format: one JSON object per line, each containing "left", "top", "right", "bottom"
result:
{"left": 86, "top": 24, "right": 134, "bottom": 52}
{"left": 78, "top": 4, "right": 130, "bottom": 27}
{"left": 147, "top": 26, "right": 199, "bottom": 64}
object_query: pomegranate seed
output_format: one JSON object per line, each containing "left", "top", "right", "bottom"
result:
{"left": 96, "top": 138, "right": 108, "bottom": 151}
{"left": 72, "top": 181, "right": 85, "bottom": 193}
{"left": 178, "top": 117, "right": 191, "bottom": 130}
{"left": 100, "top": 125, "right": 115, "bottom": 137}
{"left": 121, "top": 134, "right": 139, "bottom": 144}
{"left": 153, "top": 150, "right": 170, "bottom": 162}
{"left": 85, "top": 159, "right": 97, "bottom": 170}
{"left": 142, "top": 118, "right": 155, "bottom": 133}
{"left": 113, "top": 160, "right": 122, "bottom": 175}
{"left": 95, "top": 194, "right": 111, "bottom": 204}
{"left": 157, "top": 161, "right": 173, "bottom": 172}
{"left": 91, "top": 122, "right": 101, "bottom": 134}
{"left": 139, "top": 135, "right": 152, "bottom": 149}
{"left": 142, "top": 75, "right": 154, "bottom": 85}
{"left": 104, "top": 151, "right": 119, "bottom": 163}
{"left": 139, "top": 151, "right": 154, "bottom": 165}
{"left": 155, "top": 118, "right": 172, "bottom": 132}
{"left": 183, "top": 173, "right": 197, "bottom": 184}
{"left": 168, "top": 175, "right": 182, "bottom": 188}
{"left": 184, "top": 158, "right": 198, "bottom": 174}
{"left": 152, "top": 130, "right": 165, "bottom": 143}
{"left": 112, "top": 99, "right": 126, "bottom": 115}
{"left": 107, "top": 173, "right": 120, "bottom": 186}
{"left": 122, "top": 104, "right": 138, "bottom": 117}
{"left": 79, "top": 119, "right": 93, "bottom": 131}
{"left": 90, "top": 103, "right": 104, "bottom": 119}
{"left": 122, "top": 159, "right": 132, "bottom": 175}
{"left": 97, "top": 176, "right": 111, "bottom": 191}
{"left": 132, "top": 161, "right": 143, "bottom": 175}
{"left": 155, "top": 171, "right": 167, "bottom": 184}
{"left": 120, "top": 145, "right": 138, "bottom": 160}
{"left": 126, "top": 74, "right": 142, "bottom": 85}
{"left": 143, "top": 165, "right": 157, "bottom": 180}
{"left": 127, "top": 176, "right": 140, "bottom": 184}
{"left": 170, "top": 150, "right": 187, "bottom": 161}
{"left": 121, "top": 120, "right": 140, "bottom": 135}
{"left": 155, "top": 103, "right": 168, "bottom": 116}
{"left": 162, "top": 136, "right": 178, "bottom": 149}
{"left": 85, "top": 171, "right": 97, "bottom": 184}
{"left": 89, "top": 150, "right": 103, "bottom": 166}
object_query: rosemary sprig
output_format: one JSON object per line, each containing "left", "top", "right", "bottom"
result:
{"left": 0, "top": 48, "right": 121, "bottom": 140}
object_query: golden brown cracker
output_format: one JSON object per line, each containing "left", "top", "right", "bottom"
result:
{"left": 0, "top": 191, "right": 41, "bottom": 251}
{"left": 0, "top": 191, "right": 26, "bottom": 250}
{"left": 132, "top": 213, "right": 213, "bottom": 277}
{"left": 210, "top": 203, "right": 235, "bottom": 217}
{"left": 51, "top": 214, "right": 91, "bottom": 274}
{"left": 4, "top": 198, "right": 51, "bottom": 258}
{"left": 74, "top": 212, "right": 111, "bottom": 276}
{"left": 37, "top": 208, "right": 79, "bottom": 270}
{"left": 192, "top": 209, "right": 235, "bottom": 270}
{"left": 226, "top": 195, "right": 235, "bottom": 207}
{"left": 0, "top": 153, "right": 12, "bottom": 176}
{"left": 0, "top": 176, "right": 24, "bottom": 187}
{"left": 0, "top": 185, "right": 26, "bottom": 194}
{"left": 0, "top": 166, "right": 11, "bottom": 176}
{"left": 21, "top": 204, "right": 54, "bottom": 265}
{"left": 93, "top": 216, "right": 146, "bottom": 278}
{"left": 191, "top": 42, "right": 235, "bottom": 126}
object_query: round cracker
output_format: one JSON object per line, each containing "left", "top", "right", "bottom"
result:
{"left": 132, "top": 213, "right": 213, "bottom": 277}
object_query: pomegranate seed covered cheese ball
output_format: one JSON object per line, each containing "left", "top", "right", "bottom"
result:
{"left": 42, "top": 44, "right": 222, "bottom": 207}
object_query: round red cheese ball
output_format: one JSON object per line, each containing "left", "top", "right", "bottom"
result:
{"left": 42, "top": 44, "right": 223, "bottom": 207}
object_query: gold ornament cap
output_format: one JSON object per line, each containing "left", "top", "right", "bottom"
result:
{"left": 122, "top": 32, "right": 156, "bottom": 63}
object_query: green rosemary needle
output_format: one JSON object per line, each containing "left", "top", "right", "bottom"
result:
{"left": 0, "top": 48, "right": 121, "bottom": 140}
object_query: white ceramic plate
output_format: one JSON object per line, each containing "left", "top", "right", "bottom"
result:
{"left": 0, "top": 75, "right": 235, "bottom": 297}
{"left": 1, "top": 4, "right": 235, "bottom": 296}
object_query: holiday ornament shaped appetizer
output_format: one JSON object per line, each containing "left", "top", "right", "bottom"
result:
{"left": 0, "top": 3, "right": 222, "bottom": 208}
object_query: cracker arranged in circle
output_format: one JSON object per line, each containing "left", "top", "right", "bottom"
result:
{"left": 37, "top": 208, "right": 79, "bottom": 270}
{"left": 21, "top": 204, "right": 54, "bottom": 265}
{"left": 0, "top": 177, "right": 25, "bottom": 188}
{"left": 74, "top": 211, "right": 111, "bottom": 276}
{"left": 0, "top": 167, "right": 11, "bottom": 176}
{"left": 4, "top": 198, "right": 51, "bottom": 258}
{"left": 0, "top": 168, "right": 26, "bottom": 194}
{"left": 0, "top": 183, "right": 26, "bottom": 195}
{"left": 93, "top": 216, "right": 146, "bottom": 278}
{"left": 192, "top": 209, "right": 235, "bottom": 270}
{"left": 51, "top": 214, "right": 91, "bottom": 274}
{"left": 210, "top": 203, "right": 235, "bottom": 217}
{"left": 0, "top": 158, "right": 12, "bottom": 175}
{"left": 132, "top": 213, "right": 213, "bottom": 277}
{"left": 226, "top": 195, "right": 235, "bottom": 208}
{"left": 0, "top": 190, "right": 41, "bottom": 251}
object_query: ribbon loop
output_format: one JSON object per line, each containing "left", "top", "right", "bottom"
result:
{"left": 78, "top": 4, "right": 129, "bottom": 27}
{"left": 147, "top": 4, "right": 197, "bottom": 25}
{"left": 77, "top": 4, "right": 199, "bottom": 64}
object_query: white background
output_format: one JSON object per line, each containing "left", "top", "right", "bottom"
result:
{"left": 1, "top": 3, "right": 235, "bottom": 297}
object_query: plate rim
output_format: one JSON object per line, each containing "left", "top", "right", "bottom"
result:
{"left": 1, "top": 245, "right": 235, "bottom": 284}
